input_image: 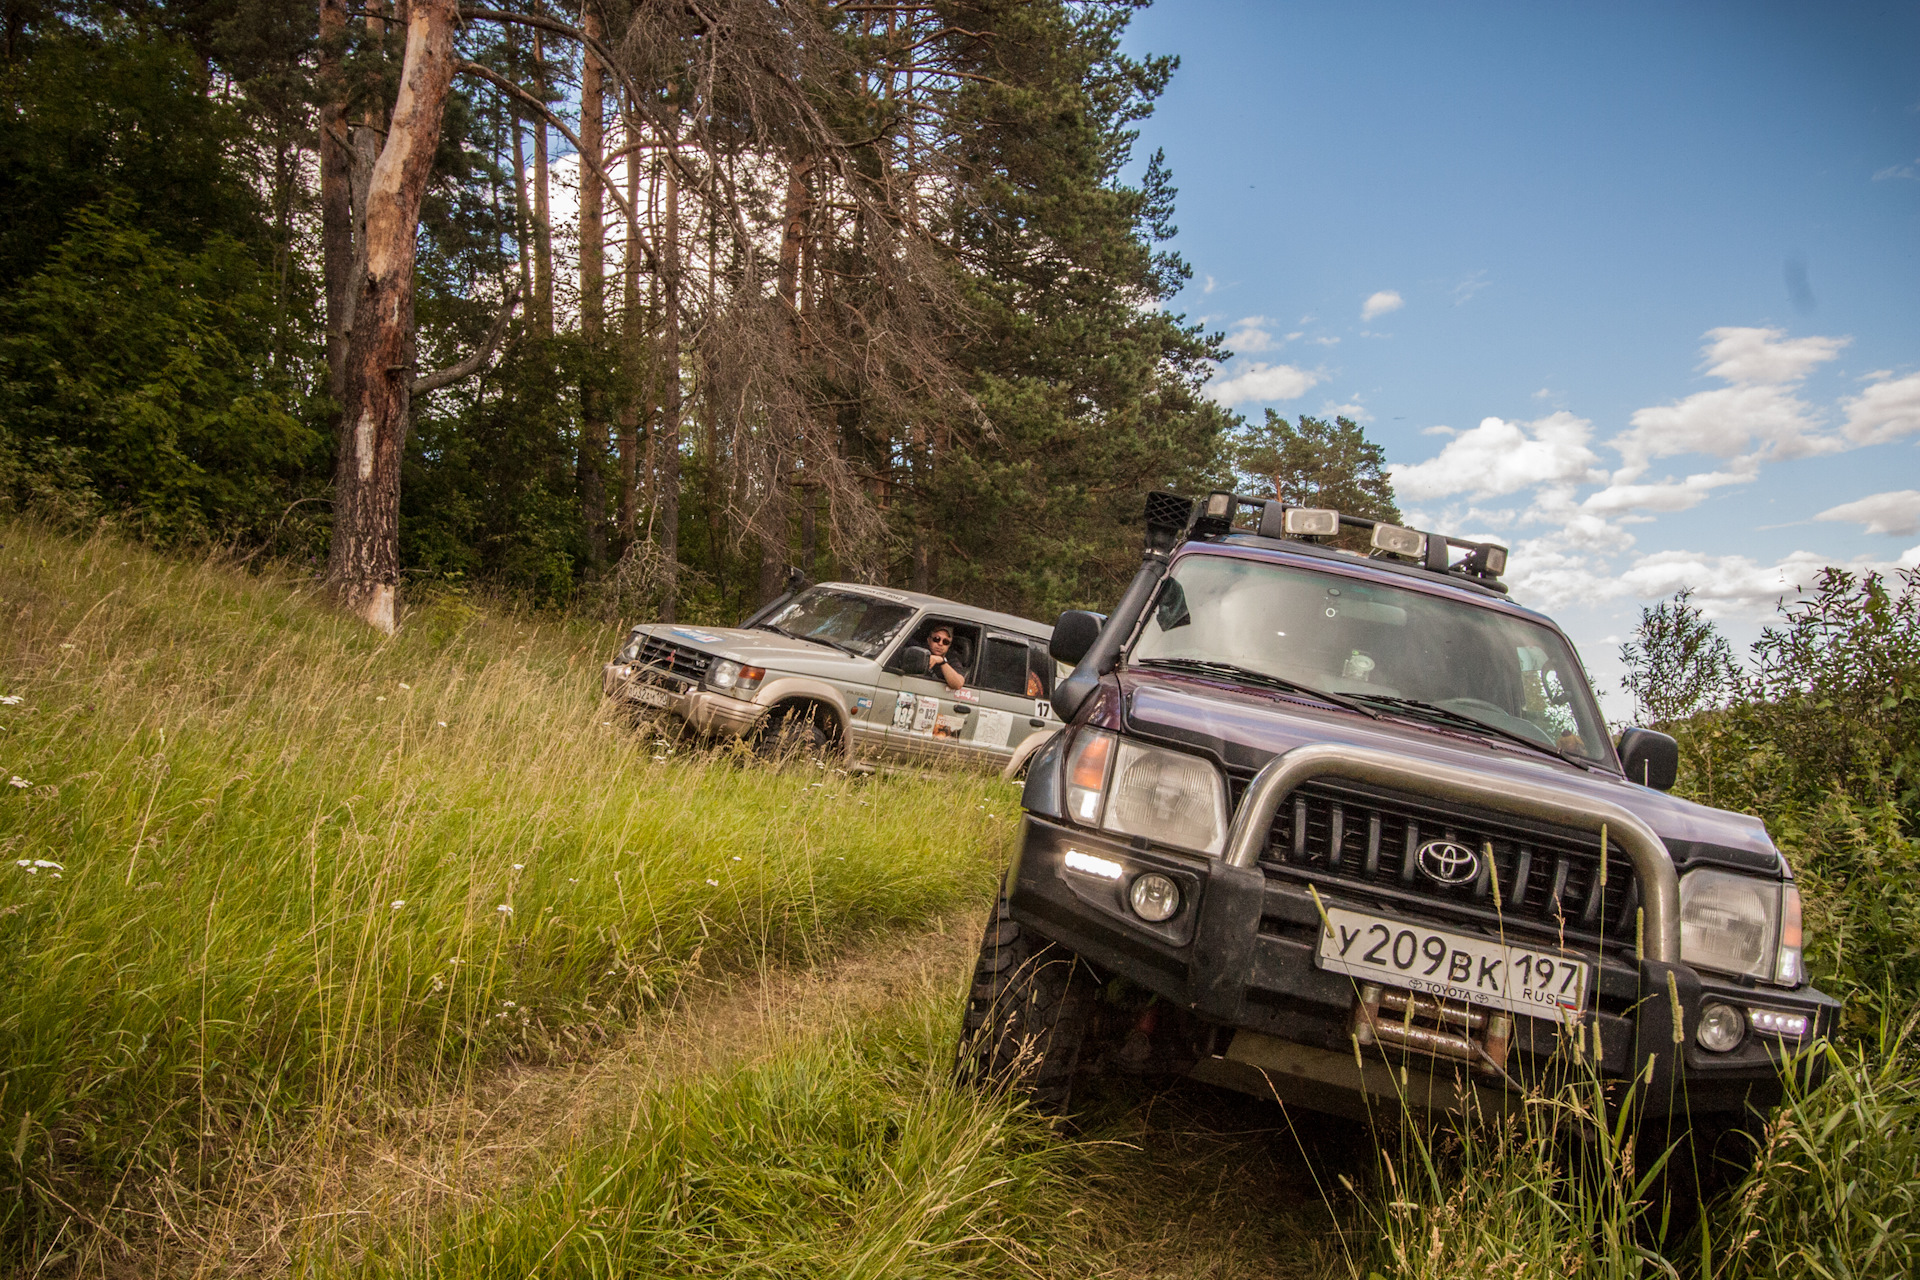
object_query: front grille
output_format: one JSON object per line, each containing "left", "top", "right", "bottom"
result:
{"left": 1250, "top": 780, "right": 1640, "bottom": 947}
{"left": 634, "top": 636, "right": 713, "bottom": 685}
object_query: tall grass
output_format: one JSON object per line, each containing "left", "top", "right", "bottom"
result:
{"left": 361, "top": 994, "right": 1085, "bottom": 1280}
{"left": 0, "top": 521, "right": 1015, "bottom": 1263}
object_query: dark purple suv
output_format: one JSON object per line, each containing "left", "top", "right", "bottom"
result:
{"left": 958, "top": 492, "right": 1837, "bottom": 1151}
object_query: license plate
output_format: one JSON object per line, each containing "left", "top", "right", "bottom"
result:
{"left": 1315, "top": 907, "right": 1590, "bottom": 1018}
{"left": 630, "top": 683, "right": 674, "bottom": 709}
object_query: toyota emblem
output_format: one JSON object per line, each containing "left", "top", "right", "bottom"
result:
{"left": 1416, "top": 839, "right": 1480, "bottom": 886}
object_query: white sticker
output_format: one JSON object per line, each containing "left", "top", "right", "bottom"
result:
{"left": 933, "top": 713, "right": 966, "bottom": 741}
{"left": 1035, "top": 699, "right": 1054, "bottom": 720}
{"left": 912, "top": 695, "right": 940, "bottom": 734}
{"left": 671, "top": 627, "right": 725, "bottom": 645}
{"left": 892, "top": 690, "right": 917, "bottom": 730}
{"left": 972, "top": 707, "right": 1014, "bottom": 748}
{"left": 954, "top": 687, "right": 979, "bottom": 702}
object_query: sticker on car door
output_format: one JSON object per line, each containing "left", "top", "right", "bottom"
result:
{"left": 971, "top": 706, "right": 1014, "bottom": 747}
{"left": 892, "top": 690, "right": 916, "bottom": 730}
{"left": 912, "top": 695, "right": 939, "bottom": 733}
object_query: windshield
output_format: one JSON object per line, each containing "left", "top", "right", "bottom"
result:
{"left": 1129, "top": 554, "right": 1612, "bottom": 765}
{"left": 759, "top": 587, "right": 914, "bottom": 659}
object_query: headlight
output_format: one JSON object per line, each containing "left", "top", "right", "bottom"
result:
{"left": 1680, "top": 869, "right": 1787, "bottom": 983}
{"left": 1061, "top": 729, "right": 1229, "bottom": 856}
{"left": 705, "top": 659, "right": 764, "bottom": 695}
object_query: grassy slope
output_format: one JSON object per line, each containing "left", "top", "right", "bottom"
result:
{"left": 0, "top": 523, "right": 1017, "bottom": 1262}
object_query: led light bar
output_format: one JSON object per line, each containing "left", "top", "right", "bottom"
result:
{"left": 1064, "top": 849, "right": 1124, "bottom": 880}
{"left": 1748, "top": 1008, "right": 1809, "bottom": 1038}
{"left": 1282, "top": 507, "right": 1339, "bottom": 536}
{"left": 1369, "top": 522, "right": 1425, "bottom": 558}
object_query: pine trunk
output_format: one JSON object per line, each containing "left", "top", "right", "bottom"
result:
{"left": 577, "top": 11, "right": 607, "bottom": 568}
{"left": 658, "top": 123, "right": 681, "bottom": 622}
{"left": 318, "top": 0, "right": 353, "bottom": 404}
{"left": 530, "top": 29, "right": 552, "bottom": 337}
{"left": 326, "top": 0, "right": 458, "bottom": 634}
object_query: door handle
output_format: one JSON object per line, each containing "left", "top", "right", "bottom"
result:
{"left": 1029, "top": 718, "right": 1045, "bottom": 728}
{"left": 952, "top": 705, "right": 970, "bottom": 714}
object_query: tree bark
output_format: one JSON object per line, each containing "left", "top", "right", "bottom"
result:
{"left": 577, "top": 6, "right": 607, "bottom": 568}
{"left": 318, "top": 0, "right": 354, "bottom": 404}
{"left": 326, "top": 0, "right": 459, "bottom": 634}
{"left": 530, "top": 28, "right": 553, "bottom": 338}
{"left": 658, "top": 114, "right": 681, "bottom": 622}
{"left": 616, "top": 105, "right": 642, "bottom": 554}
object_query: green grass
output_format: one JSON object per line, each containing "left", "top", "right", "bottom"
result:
{"left": 0, "top": 521, "right": 1017, "bottom": 1263}
{"left": 359, "top": 994, "right": 1086, "bottom": 1280}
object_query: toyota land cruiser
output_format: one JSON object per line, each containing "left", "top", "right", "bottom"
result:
{"left": 957, "top": 491, "right": 1838, "bottom": 1143}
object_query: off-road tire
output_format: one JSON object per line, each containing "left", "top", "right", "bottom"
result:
{"left": 955, "top": 895, "right": 1100, "bottom": 1112}
{"left": 754, "top": 703, "right": 831, "bottom": 762}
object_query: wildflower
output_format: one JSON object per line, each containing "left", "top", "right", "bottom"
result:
{"left": 502, "top": 1000, "right": 517, "bottom": 1008}
{"left": 59, "top": 643, "right": 74, "bottom": 650}
{"left": 705, "top": 878, "right": 719, "bottom": 887}
{"left": 0, "top": 695, "right": 21, "bottom": 705}
{"left": 437, "top": 721, "right": 448, "bottom": 728}
{"left": 376, "top": 696, "right": 387, "bottom": 702}
{"left": 391, "top": 900, "right": 406, "bottom": 910}
{"left": 496, "top": 903, "right": 513, "bottom": 916}
{"left": 430, "top": 974, "right": 445, "bottom": 993}
{"left": 8, "top": 777, "right": 28, "bottom": 788}
{"left": 731, "top": 856, "right": 741, "bottom": 861}
{"left": 512, "top": 863, "right": 524, "bottom": 872}
{"left": 399, "top": 683, "right": 411, "bottom": 690}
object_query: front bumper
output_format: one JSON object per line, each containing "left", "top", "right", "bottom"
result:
{"left": 1007, "top": 814, "right": 1839, "bottom": 1119}
{"left": 602, "top": 663, "right": 763, "bottom": 737}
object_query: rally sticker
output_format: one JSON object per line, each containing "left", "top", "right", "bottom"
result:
{"left": 1035, "top": 699, "right": 1054, "bottom": 720}
{"left": 972, "top": 707, "right": 1014, "bottom": 748}
{"left": 854, "top": 696, "right": 872, "bottom": 712}
{"left": 671, "top": 628, "right": 725, "bottom": 645}
{"left": 892, "top": 691, "right": 917, "bottom": 730}
{"left": 932, "top": 714, "right": 966, "bottom": 741}
{"left": 912, "top": 695, "right": 940, "bottom": 734}
{"left": 954, "top": 688, "right": 979, "bottom": 702}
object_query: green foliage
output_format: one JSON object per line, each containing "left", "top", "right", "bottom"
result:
{"left": 370, "top": 997, "right": 1084, "bottom": 1279}
{"left": 1233, "top": 410, "right": 1403, "bottom": 521}
{"left": 1618, "top": 588, "right": 1738, "bottom": 727}
{"left": 0, "top": 20, "right": 268, "bottom": 290}
{"left": 0, "top": 207, "right": 321, "bottom": 541}
{"left": 0, "top": 521, "right": 1012, "bottom": 1262}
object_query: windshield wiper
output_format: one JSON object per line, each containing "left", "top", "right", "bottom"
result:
{"left": 754, "top": 622, "right": 861, "bottom": 657}
{"left": 1133, "top": 658, "right": 1379, "bottom": 718}
{"left": 1349, "top": 694, "right": 1591, "bottom": 769}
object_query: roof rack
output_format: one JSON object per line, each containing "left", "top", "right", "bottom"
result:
{"left": 1144, "top": 490, "right": 1511, "bottom": 594}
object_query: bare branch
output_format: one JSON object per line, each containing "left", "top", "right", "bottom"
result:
{"left": 412, "top": 281, "right": 523, "bottom": 395}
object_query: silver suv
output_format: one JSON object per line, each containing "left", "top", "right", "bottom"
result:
{"left": 604, "top": 583, "right": 1063, "bottom": 771}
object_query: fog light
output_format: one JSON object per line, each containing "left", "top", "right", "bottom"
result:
{"left": 1749, "top": 1008, "right": 1809, "bottom": 1039}
{"left": 1369, "top": 522, "right": 1425, "bottom": 558}
{"left": 1283, "top": 507, "right": 1339, "bottom": 536}
{"left": 1696, "top": 1000, "right": 1746, "bottom": 1053}
{"left": 1129, "top": 872, "right": 1180, "bottom": 922}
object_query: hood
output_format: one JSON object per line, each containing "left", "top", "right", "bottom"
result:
{"left": 630, "top": 623, "right": 880, "bottom": 679}
{"left": 1112, "top": 669, "right": 1785, "bottom": 876}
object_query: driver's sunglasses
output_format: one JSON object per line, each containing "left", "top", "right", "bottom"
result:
{"left": 930, "top": 634, "right": 952, "bottom": 645}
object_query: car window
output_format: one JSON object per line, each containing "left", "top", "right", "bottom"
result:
{"left": 1026, "top": 639, "right": 1055, "bottom": 698}
{"left": 977, "top": 637, "right": 1031, "bottom": 696}
{"left": 888, "top": 618, "right": 982, "bottom": 680}
{"left": 758, "top": 588, "right": 913, "bottom": 658}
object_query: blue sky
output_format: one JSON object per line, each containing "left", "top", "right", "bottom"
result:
{"left": 1121, "top": 0, "right": 1920, "bottom": 712}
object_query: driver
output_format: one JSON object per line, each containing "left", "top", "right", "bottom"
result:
{"left": 925, "top": 626, "right": 965, "bottom": 691}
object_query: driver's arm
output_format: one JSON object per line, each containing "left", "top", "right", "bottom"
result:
{"left": 931, "top": 655, "right": 965, "bottom": 691}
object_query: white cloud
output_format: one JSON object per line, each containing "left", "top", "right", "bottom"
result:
{"left": 1308, "top": 335, "right": 1341, "bottom": 347}
{"left": 1361, "top": 290, "right": 1404, "bottom": 322}
{"left": 1698, "top": 326, "right": 1848, "bottom": 385}
{"left": 1226, "top": 316, "right": 1278, "bottom": 353}
{"left": 1453, "top": 271, "right": 1489, "bottom": 305}
{"left": 1203, "top": 275, "right": 1218, "bottom": 294}
{"left": 1207, "top": 362, "right": 1323, "bottom": 406}
{"left": 1611, "top": 383, "right": 1836, "bottom": 481}
{"left": 1389, "top": 412, "right": 1605, "bottom": 502}
{"left": 1580, "top": 470, "right": 1750, "bottom": 516}
{"left": 1841, "top": 370, "right": 1920, "bottom": 446}
{"left": 1815, "top": 489, "right": 1920, "bottom": 537}
{"left": 1322, "top": 399, "right": 1371, "bottom": 422}
{"left": 1872, "top": 159, "right": 1918, "bottom": 182}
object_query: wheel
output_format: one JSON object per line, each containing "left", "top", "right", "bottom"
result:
{"left": 754, "top": 703, "right": 830, "bottom": 762}
{"left": 955, "top": 895, "right": 1100, "bottom": 1112}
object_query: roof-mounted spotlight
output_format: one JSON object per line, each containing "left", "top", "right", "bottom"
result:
{"left": 1463, "top": 543, "right": 1509, "bottom": 577}
{"left": 1192, "top": 490, "right": 1238, "bottom": 539}
{"left": 1143, "top": 490, "right": 1194, "bottom": 553}
{"left": 1282, "top": 507, "right": 1339, "bottom": 537}
{"left": 1369, "top": 522, "right": 1425, "bottom": 559}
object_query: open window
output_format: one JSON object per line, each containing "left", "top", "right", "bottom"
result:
{"left": 887, "top": 617, "right": 982, "bottom": 684}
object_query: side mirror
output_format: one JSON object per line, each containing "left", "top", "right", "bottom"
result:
{"left": 1050, "top": 610, "right": 1103, "bottom": 666}
{"left": 900, "top": 645, "right": 931, "bottom": 675}
{"left": 1617, "top": 727, "right": 1679, "bottom": 791}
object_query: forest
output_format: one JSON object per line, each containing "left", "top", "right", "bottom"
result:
{"left": 0, "top": 0, "right": 1324, "bottom": 631}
